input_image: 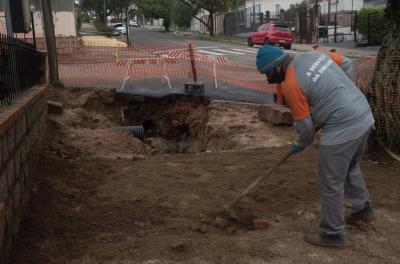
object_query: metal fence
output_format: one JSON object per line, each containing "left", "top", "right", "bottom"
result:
{"left": 318, "top": 10, "right": 381, "bottom": 47}
{"left": 224, "top": 5, "right": 263, "bottom": 36}
{"left": 0, "top": 34, "right": 45, "bottom": 106}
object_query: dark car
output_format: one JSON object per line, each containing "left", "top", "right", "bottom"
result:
{"left": 248, "top": 23, "right": 293, "bottom": 49}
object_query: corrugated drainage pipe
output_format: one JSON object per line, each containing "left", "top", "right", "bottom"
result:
{"left": 113, "top": 125, "right": 145, "bottom": 141}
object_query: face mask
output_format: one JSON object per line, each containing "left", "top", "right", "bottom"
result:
{"left": 267, "top": 65, "right": 285, "bottom": 84}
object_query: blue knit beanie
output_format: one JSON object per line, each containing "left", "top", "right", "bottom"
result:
{"left": 256, "top": 45, "right": 288, "bottom": 74}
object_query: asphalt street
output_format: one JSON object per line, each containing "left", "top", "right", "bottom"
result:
{"left": 125, "top": 27, "right": 298, "bottom": 67}
{"left": 108, "top": 27, "right": 278, "bottom": 103}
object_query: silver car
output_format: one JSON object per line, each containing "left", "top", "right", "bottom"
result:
{"left": 112, "top": 23, "right": 127, "bottom": 35}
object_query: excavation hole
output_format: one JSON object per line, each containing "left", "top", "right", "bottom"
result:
{"left": 120, "top": 95, "right": 209, "bottom": 154}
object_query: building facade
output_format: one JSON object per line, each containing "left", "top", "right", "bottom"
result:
{"left": 0, "top": 0, "right": 76, "bottom": 37}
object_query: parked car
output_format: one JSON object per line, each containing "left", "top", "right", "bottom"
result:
{"left": 112, "top": 23, "right": 127, "bottom": 35}
{"left": 129, "top": 20, "right": 139, "bottom": 27}
{"left": 248, "top": 23, "right": 293, "bottom": 49}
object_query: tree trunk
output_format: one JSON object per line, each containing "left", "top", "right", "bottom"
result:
{"left": 369, "top": 22, "right": 400, "bottom": 154}
{"left": 209, "top": 12, "right": 215, "bottom": 36}
{"left": 164, "top": 19, "right": 171, "bottom": 32}
{"left": 41, "top": 0, "right": 59, "bottom": 82}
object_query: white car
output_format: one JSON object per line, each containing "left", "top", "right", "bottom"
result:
{"left": 112, "top": 23, "right": 127, "bottom": 35}
{"left": 129, "top": 20, "right": 138, "bottom": 27}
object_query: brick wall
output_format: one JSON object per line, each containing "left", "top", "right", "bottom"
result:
{"left": 0, "top": 85, "right": 48, "bottom": 263}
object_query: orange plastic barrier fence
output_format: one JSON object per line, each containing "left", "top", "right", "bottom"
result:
{"left": 58, "top": 40, "right": 381, "bottom": 98}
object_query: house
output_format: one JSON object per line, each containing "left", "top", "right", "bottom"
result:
{"left": 241, "top": 0, "right": 303, "bottom": 18}
{"left": 0, "top": 0, "right": 76, "bottom": 37}
{"left": 190, "top": 10, "right": 225, "bottom": 35}
{"left": 222, "top": 0, "right": 304, "bottom": 36}
{"left": 363, "top": 0, "right": 387, "bottom": 9}
{"left": 1, "top": 0, "right": 77, "bottom": 53}
{"left": 31, "top": 0, "right": 77, "bottom": 38}
{"left": 318, "top": 0, "right": 363, "bottom": 42}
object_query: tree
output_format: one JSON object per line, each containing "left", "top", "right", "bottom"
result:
{"left": 81, "top": 0, "right": 132, "bottom": 23}
{"left": 178, "top": 0, "right": 238, "bottom": 36}
{"left": 284, "top": 0, "right": 308, "bottom": 24}
{"left": 172, "top": 1, "right": 193, "bottom": 29}
{"left": 356, "top": 7, "right": 387, "bottom": 45}
{"left": 134, "top": 0, "right": 175, "bottom": 31}
{"left": 369, "top": 0, "right": 400, "bottom": 156}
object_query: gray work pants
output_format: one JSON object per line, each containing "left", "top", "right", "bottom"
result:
{"left": 318, "top": 129, "right": 371, "bottom": 235}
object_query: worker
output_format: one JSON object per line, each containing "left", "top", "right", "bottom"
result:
{"left": 312, "top": 45, "right": 354, "bottom": 80}
{"left": 256, "top": 45, "right": 375, "bottom": 248}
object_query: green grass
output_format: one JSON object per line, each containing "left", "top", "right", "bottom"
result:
{"left": 94, "top": 20, "right": 114, "bottom": 37}
{"left": 51, "top": 79, "right": 64, "bottom": 88}
{"left": 191, "top": 34, "right": 247, "bottom": 45}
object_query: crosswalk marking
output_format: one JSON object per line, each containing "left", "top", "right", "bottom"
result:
{"left": 194, "top": 46, "right": 220, "bottom": 50}
{"left": 231, "top": 48, "right": 258, "bottom": 54}
{"left": 212, "top": 49, "right": 246, "bottom": 55}
{"left": 197, "top": 50, "right": 225, "bottom": 56}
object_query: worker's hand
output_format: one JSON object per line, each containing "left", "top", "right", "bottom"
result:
{"left": 291, "top": 142, "right": 305, "bottom": 154}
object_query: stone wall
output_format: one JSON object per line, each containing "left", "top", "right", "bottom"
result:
{"left": 0, "top": 85, "right": 48, "bottom": 263}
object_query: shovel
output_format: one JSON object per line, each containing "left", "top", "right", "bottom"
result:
{"left": 223, "top": 151, "right": 293, "bottom": 219}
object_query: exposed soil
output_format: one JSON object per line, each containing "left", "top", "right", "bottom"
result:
{"left": 14, "top": 87, "right": 400, "bottom": 264}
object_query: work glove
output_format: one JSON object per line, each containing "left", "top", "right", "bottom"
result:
{"left": 291, "top": 141, "right": 305, "bottom": 155}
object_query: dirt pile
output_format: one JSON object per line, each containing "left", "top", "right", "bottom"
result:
{"left": 187, "top": 100, "right": 293, "bottom": 153}
{"left": 48, "top": 98, "right": 152, "bottom": 160}
{"left": 14, "top": 87, "right": 400, "bottom": 264}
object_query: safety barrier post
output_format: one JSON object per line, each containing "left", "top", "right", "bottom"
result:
{"left": 188, "top": 41, "right": 198, "bottom": 83}
{"left": 184, "top": 42, "right": 204, "bottom": 95}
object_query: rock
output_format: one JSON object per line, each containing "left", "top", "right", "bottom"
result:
{"left": 253, "top": 218, "right": 271, "bottom": 230}
{"left": 132, "top": 154, "right": 146, "bottom": 161}
{"left": 134, "top": 221, "right": 145, "bottom": 228}
{"left": 114, "top": 153, "right": 134, "bottom": 160}
{"left": 78, "top": 91, "right": 98, "bottom": 107}
{"left": 214, "top": 216, "right": 229, "bottom": 229}
{"left": 228, "top": 124, "right": 246, "bottom": 130}
{"left": 169, "top": 241, "right": 192, "bottom": 252}
{"left": 96, "top": 88, "right": 116, "bottom": 104}
{"left": 258, "top": 104, "right": 293, "bottom": 126}
{"left": 47, "top": 100, "right": 63, "bottom": 115}
{"left": 192, "top": 225, "right": 209, "bottom": 234}
{"left": 226, "top": 226, "right": 238, "bottom": 234}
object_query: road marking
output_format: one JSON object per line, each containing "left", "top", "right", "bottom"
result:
{"left": 197, "top": 50, "right": 225, "bottom": 56}
{"left": 212, "top": 49, "right": 246, "bottom": 55}
{"left": 231, "top": 48, "right": 258, "bottom": 54}
{"left": 194, "top": 46, "right": 220, "bottom": 49}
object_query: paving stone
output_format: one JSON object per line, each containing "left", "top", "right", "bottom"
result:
{"left": 258, "top": 104, "right": 293, "bottom": 126}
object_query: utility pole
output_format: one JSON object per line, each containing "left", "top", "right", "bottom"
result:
{"left": 314, "top": 0, "right": 319, "bottom": 44}
{"left": 41, "top": 0, "right": 59, "bottom": 82}
{"left": 103, "top": 0, "right": 107, "bottom": 23}
{"left": 327, "top": 0, "right": 331, "bottom": 43}
{"left": 125, "top": 8, "right": 130, "bottom": 46}
{"left": 3, "top": 0, "right": 13, "bottom": 36}
{"left": 334, "top": 0, "right": 338, "bottom": 43}
{"left": 253, "top": 0, "right": 256, "bottom": 31}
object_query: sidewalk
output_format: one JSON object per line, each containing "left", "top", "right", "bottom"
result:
{"left": 292, "top": 43, "right": 378, "bottom": 59}
{"left": 80, "top": 23, "right": 127, "bottom": 47}
{"left": 81, "top": 36, "right": 127, "bottom": 47}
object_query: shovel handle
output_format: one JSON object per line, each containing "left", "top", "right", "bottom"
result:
{"left": 224, "top": 151, "right": 293, "bottom": 212}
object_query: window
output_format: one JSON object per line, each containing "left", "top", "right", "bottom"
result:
{"left": 274, "top": 25, "right": 290, "bottom": 32}
{"left": 275, "top": 4, "right": 281, "bottom": 16}
{"left": 258, "top": 24, "right": 269, "bottom": 32}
